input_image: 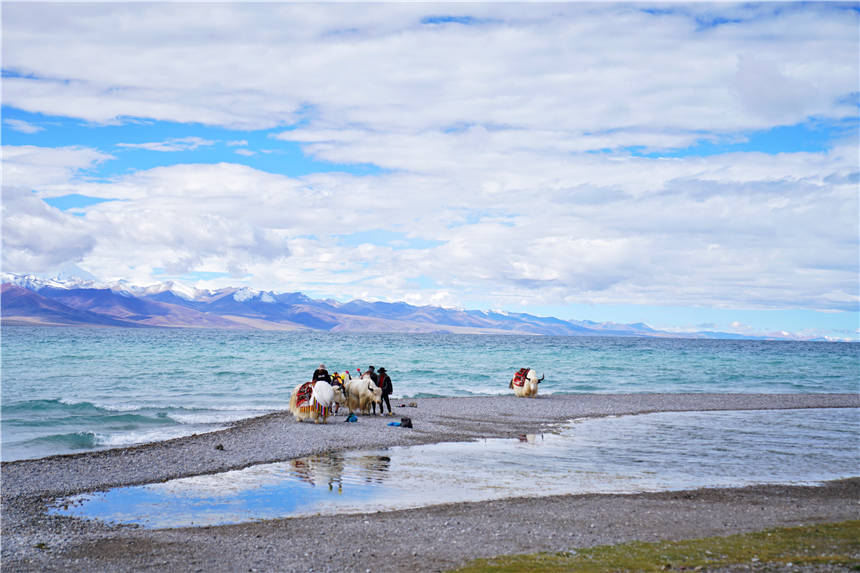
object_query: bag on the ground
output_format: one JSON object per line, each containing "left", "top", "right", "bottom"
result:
{"left": 400, "top": 416, "right": 412, "bottom": 428}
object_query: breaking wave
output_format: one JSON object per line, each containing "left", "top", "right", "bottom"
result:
{"left": 0, "top": 398, "right": 258, "bottom": 461}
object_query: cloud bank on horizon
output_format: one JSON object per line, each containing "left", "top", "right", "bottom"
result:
{"left": 1, "top": 3, "right": 858, "bottom": 340}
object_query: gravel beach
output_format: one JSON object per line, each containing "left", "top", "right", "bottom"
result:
{"left": 3, "top": 393, "right": 859, "bottom": 572}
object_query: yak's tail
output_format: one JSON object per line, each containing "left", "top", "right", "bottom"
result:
{"left": 289, "top": 386, "right": 299, "bottom": 411}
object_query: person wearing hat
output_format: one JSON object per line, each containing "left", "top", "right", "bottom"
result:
{"left": 365, "top": 366, "right": 380, "bottom": 414}
{"left": 312, "top": 364, "right": 331, "bottom": 383}
{"left": 377, "top": 367, "right": 394, "bottom": 416}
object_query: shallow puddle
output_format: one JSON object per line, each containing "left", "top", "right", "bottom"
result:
{"left": 51, "top": 408, "right": 859, "bottom": 528}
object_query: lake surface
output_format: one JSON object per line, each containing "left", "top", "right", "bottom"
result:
{"left": 51, "top": 408, "right": 860, "bottom": 528}
{"left": 3, "top": 326, "right": 858, "bottom": 460}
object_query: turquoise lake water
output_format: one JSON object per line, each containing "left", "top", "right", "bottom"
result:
{"left": 3, "top": 326, "right": 858, "bottom": 461}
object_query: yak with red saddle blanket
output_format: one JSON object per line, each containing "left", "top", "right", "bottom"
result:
{"left": 289, "top": 379, "right": 346, "bottom": 423}
{"left": 508, "top": 368, "right": 544, "bottom": 398}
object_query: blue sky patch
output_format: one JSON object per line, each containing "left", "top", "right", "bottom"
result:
{"left": 627, "top": 118, "right": 857, "bottom": 158}
{"left": 421, "top": 15, "right": 483, "bottom": 26}
{"left": 694, "top": 15, "right": 745, "bottom": 30}
{"left": 2, "top": 106, "right": 384, "bottom": 179}
{"left": 407, "top": 275, "right": 438, "bottom": 289}
{"left": 337, "top": 229, "right": 445, "bottom": 250}
{"left": 445, "top": 208, "right": 515, "bottom": 229}
{"left": 152, "top": 269, "right": 232, "bottom": 282}
{"left": 43, "top": 193, "right": 117, "bottom": 211}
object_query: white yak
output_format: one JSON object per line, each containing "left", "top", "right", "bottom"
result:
{"left": 345, "top": 373, "right": 382, "bottom": 414}
{"left": 509, "top": 368, "right": 544, "bottom": 398}
{"left": 289, "top": 380, "right": 346, "bottom": 423}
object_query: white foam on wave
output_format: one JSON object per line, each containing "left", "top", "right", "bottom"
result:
{"left": 56, "top": 397, "right": 139, "bottom": 412}
{"left": 93, "top": 403, "right": 144, "bottom": 412}
{"left": 464, "top": 386, "right": 510, "bottom": 396}
{"left": 60, "top": 397, "right": 284, "bottom": 417}
{"left": 143, "top": 403, "right": 284, "bottom": 413}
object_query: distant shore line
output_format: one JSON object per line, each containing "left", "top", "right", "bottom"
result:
{"left": 3, "top": 318, "right": 855, "bottom": 342}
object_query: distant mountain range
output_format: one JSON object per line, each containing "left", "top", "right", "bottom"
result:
{"left": 0, "top": 274, "right": 778, "bottom": 339}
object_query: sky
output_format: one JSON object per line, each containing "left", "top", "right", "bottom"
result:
{"left": 1, "top": 2, "right": 858, "bottom": 341}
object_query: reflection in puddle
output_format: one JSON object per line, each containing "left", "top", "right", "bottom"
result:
{"left": 52, "top": 408, "right": 859, "bottom": 529}
{"left": 55, "top": 453, "right": 397, "bottom": 529}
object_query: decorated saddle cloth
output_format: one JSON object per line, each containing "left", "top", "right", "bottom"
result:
{"left": 296, "top": 381, "right": 333, "bottom": 416}
{"left": 295, "top": 381, "right": 316, "bottom": 409}
{"left": 512, "top": 368, "right": 530, "bottom": 387}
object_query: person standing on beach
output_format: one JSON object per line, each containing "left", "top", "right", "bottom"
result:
{"left": 377, "top": 367, "right": 393, "bottom": 416}
{"left": 330, "top": 371, "right": 344, "bottom": 389}
{"left": 365, "top": 365, "right": 378, "bottom": 384}
{"left": 330, "top": 371, "right": 345, "bottom": 413}
{"left": 312, "top": 364, "right": 331, "bottom": 383}
{"left": 366, "top": 366, "right": 380, "bottom": 414}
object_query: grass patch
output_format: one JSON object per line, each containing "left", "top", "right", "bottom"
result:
{"left": 453, "top": 520, "right": 860, "bottom": 572}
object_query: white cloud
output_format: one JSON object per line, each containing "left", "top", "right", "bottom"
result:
{"left": 733, "top": 54, "right": 820, "bottom": 123}
{"left": 4, "top": 118, "right": 43, "bottom": 134}
{"left": 4, "top": 142, "right": 848, "bottom": 313}
{"left": 116, "top": 136, "right": 215, "bottom": 152}
{"left": 2, "top": 145, "right": 114, "bottom": 193}
{"left": 1, "top": 186, "right": 96, "bottom": 271}
{"left": 1, "top": 4, "right": 857, "bottom": 325}
{"left": 2, "top": 4, "right": 855, "bottom": 135}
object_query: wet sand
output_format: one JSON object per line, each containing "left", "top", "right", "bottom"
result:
{"left": 3, "top": 393, "right": 859, "bottom": 572}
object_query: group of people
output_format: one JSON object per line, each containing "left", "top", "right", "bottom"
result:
{"left": 311, "top": 363, "right": 394, "bottom": 415}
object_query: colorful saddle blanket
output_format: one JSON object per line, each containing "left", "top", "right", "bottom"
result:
{"left": 512, "top": 368, "right": 530, "bottom": 387}
{"left": 296, "top": 381, "right": 316, "bottom": 409}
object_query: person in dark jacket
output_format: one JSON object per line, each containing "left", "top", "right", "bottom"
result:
{"left": 377, "top": 367, "right": 393, "bottom": 415}
{"left": 312, "top": 364, "right": 331, "bottom": 383}
{"left": 365, "top": 365, "right": 378, "bottom": 384}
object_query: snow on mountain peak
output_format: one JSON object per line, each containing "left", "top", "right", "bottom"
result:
{"left": 232, "top": 287, "right": 259, "bottom": 302}
{"left": 122, "top": 280, "right": 201, "bottom": 301}
{"left": 1, "top": 273, "right": 102, "bottom": 291}
{"left": 230, "top": 287, "right": 279, "bottom": 303}
{"left": 2, "top": 273, "right": 205, "bottom": 302}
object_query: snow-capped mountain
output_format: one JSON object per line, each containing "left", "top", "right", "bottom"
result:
{"left": 3, "top": 273, "right": 230, "bottom": 303}
{"left": 0, "top": 273, "right": 775, "bottom": 339}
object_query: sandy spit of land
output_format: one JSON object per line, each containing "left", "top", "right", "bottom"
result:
{"left": 2, "top": 393, "right": 859, "bottom": 572}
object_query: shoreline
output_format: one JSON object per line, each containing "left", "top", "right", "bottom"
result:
{"left": 3, "top": 393, "right": 859, "bottom": 572}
